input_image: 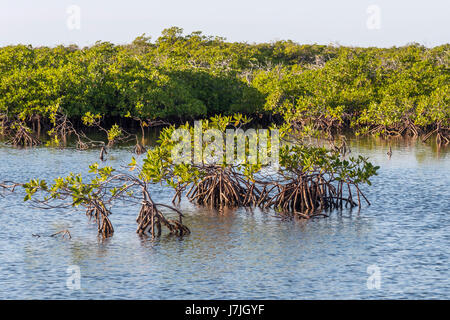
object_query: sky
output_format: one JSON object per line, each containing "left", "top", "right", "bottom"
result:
{"left": 0, "top": 0, "right": 449, "bottom": 48}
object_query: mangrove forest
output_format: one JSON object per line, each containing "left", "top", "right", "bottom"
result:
{"left": 0, "top": 27, "right": 448, "bottom": 239}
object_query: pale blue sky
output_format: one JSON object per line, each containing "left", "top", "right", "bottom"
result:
{"left": 0, "top": 0, "right": 448, "bottom": 47}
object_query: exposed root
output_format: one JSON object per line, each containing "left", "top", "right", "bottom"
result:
{"left": 180, "top": 162, "right": 370, "bottom": 219}
{"left": 436, "top": 131, "right": 450, "bottom": 146}
{"left": 99, "top": 146, "right": 108, "bottom": 161}
{"left": 361, "top": 120, "right": 449, "bottom": 147}
{"left": 422, "top": 124, "right": 450, "bottom": 147}
{"left": 134, "top": 142, "right": 146, "bottom": 155}
{"left": 7, "top": 122, "right": 41, "bottom": 147}
{"left": 263, "top": 174, "right": 368, "bottom": 218}
{"left": 291, "top": 115, "right": 345, "bottom": 137}
{"left": 328, "top": 135, "right": 351, "bottom": 156}
{"left": 136, "top": 200, "right": 190, "bottom": 237}
{"left": 185, "top": 166, "right": 260, "bottom": 208}
{"left": 137, "top": 188, "right": 190, "bottom": 237}
{"left": 85, "top": 201, "right": 114, "bottom": 238}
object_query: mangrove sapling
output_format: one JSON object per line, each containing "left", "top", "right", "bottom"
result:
{"left": 22, "top": 161, "right": 190, "bottom": 238}
{"left": 139, "top": 114, "right": 379, "bottom": 217}
{"left": 139, "top": 114, "right": 265, "bottom": 209}
{"left": 262, "top": 144, "right": 379, "bottom": 218}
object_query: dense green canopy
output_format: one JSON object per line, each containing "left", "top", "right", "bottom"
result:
{"left": 0, "top": 27, "right": 448, "bottom": 136}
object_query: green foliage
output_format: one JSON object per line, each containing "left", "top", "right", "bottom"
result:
{"left": 279, "top": 144, "right": 379, "bottom": 185}
{"left": 139, "top": 114, "right": 257, "bottom": 186}
{"left": 136, "top": 115, "right": 379, "bottom": 196}
{"left": 21, "top": 115, "right": 380, "bottom": 223}
{"left": 0, "top": 29, "right": 447, "bottom": 138}
{"left": 107, "top": 124, "right": 122, "bottom": 142}
{"left": 23, "top": 163, "right": 116, "bottom": 206}
{"left": 250, "top": 45, "right": 449, "bottom": 135}
{"left": 81, "top": 112, "right": 102, "bottom": 126}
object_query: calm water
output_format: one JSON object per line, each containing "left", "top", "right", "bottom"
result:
{"left": 0, "top": 136, "right": 449, "bottom": 299}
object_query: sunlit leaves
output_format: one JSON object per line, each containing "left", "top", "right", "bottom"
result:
{"left": 22, "top": 163, "right": 116, "bottom": 207}
{"left": 279, "top": 144, "right": 379, "bottom": 184}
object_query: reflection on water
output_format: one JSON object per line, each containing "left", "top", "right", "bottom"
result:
{"left": 0, "top": 135, "right": 449, "bottom": 299}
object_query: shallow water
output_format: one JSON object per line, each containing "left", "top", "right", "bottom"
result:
{"left": 0, "top": 136, "right": 449, "bottom": 299}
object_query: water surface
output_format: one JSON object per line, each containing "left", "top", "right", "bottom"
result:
{"left": 0, "top": 136, "right": 449, "bottom": 299}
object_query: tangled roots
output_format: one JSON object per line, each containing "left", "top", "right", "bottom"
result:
{"left": 186, "top": 167, "right": 259, "bottom": 208}
{"left": 136, "top": 201, "right": 190, "bottom": 237}
{"left": 86, "top": 202, "right": 114, "bottom": 238}
{"left": 8, "top": 123, "right": 41, "bottom": 147}
{"left": 263, "top": 174, "right": 369, "bottom": 218}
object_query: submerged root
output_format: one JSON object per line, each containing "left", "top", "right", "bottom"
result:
{"left": 50, "top": 229, "right": 72, "bottom": 239}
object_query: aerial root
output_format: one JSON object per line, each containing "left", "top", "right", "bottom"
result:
{"left": 136, "top": 200, "right": 190, "bottom": 237}
{"left": 264, "top": 175, "right": 366, "bottom": 218}
{"left": 7, "top": 122, "right": 41, "bottom": 147}
{"left": 134, "top": 142, "right": 146, "bottom": 155}
{"left": 183, "top": 167, "right": 370, "bottom": 219}
{"left": 86, "top": 202, "right": 114, "bottom": 238}
{"left": 186, "top": 167, "right": 259, "bottom": 208}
